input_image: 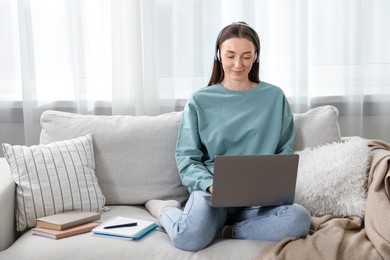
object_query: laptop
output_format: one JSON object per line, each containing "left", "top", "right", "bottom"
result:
{"left": 211, "top": 154, "right": 299, "bottom": 207}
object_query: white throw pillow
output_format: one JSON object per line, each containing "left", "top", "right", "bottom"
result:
{"left": 295, "top": 137, "right": 371, "bottom": 217}
{"left": 2, "top": 134, "right": 106, "bottom": 232}
{"left": 293, "top": 106, "right": 341, "bottom": 151}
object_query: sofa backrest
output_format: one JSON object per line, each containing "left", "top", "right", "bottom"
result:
{"left": 39, "top": 105, "right": 341, "bottom": 205}
{"left": 40, "top": 111, "right": 189, "bottom": 205}
{"left": 293, "top": 105, "right": 341, "bottom": 151}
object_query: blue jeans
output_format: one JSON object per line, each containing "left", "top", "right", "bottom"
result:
{"left": 159, "top": 190, "right": 311, "bottom": 251}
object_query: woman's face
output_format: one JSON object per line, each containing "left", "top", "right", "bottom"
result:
{"left": 219, "top": 37, "right": 256, "bottom": 84}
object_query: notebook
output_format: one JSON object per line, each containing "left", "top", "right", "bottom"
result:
{"left": 211, "top": 154, "right": 299, "bottom": 207}
{"left": 92, "top": 216, "right": 158, "bottom": 240}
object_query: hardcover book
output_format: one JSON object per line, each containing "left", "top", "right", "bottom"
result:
{"left": 32, "top": 222, "right": 100, "bottom": 239}
{"left": 36, "top": 211, "right": 101, "bottom": 231}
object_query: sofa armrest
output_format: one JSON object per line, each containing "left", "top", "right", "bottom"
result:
{"left": 0, "top": 157, "right": 17, "bottom": 251}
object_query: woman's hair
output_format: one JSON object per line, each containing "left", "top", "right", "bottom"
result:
{"left": 208, "top": 22, "right": 260, "bottom": 86}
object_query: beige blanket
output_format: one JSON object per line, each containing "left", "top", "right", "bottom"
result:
{"left": 257, "top": 139, "right": 390, "bottom": 260}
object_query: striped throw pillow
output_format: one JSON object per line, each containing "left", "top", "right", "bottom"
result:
{"left": 2, "top": 134, "right": 106, "bottom": 232}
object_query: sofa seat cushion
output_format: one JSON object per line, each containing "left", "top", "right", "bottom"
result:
{"left": 39, "top": 111, "right": 189, "bottom": 205}
{"left": 0, "top": 205, "right": 271, "bottom": 260}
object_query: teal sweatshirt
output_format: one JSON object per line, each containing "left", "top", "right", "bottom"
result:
{"left": 175, "top": 82, "right": 295, "bottom": 192}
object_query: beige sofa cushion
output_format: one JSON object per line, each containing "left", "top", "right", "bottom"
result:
{"left": 293, "top": 105, "right": 341, "bottom": 151}
{"left": 0, "top": 205, "right": 271, "bottom": 259}
{"left": 40, "top": 111, "right": 189, "bottom": 205}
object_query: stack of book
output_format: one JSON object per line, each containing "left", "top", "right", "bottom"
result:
{"left": 32, "top": 211, "right": 101, "bottom": 240}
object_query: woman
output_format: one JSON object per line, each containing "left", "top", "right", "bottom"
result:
{"left": 145, "top": 22, "right": 311, "bottom": 251}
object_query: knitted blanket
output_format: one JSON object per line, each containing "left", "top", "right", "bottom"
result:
{"left": 257, "top": 139, "right": 390, "bottom": 260}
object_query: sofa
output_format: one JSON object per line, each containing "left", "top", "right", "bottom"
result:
{"left": 1, "top": 106, "right": 389, "bottom": 260}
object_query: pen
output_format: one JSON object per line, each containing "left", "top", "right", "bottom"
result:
{"left": 104, "top": 222, "right": 138, "bottom": 229}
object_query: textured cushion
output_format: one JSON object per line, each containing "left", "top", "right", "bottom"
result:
{"left": 2, "top": 134, "right": 106, "bottom": 232}
{"left": 293, "top": 106, "right": 341, "bottom": 151}
{"left": 295, "top": 137, "right": 371, "bottom": 217}
{"left": 39, "top": 110, "right": 189, "bottom": 205}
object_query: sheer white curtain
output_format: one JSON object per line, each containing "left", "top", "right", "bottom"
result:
{"left": 0, "top": 0, "right": 389, "bottom": 151}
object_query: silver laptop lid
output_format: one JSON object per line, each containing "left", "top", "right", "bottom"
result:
{"left": 211, "top": 154, "right": 299, "bottom": 207}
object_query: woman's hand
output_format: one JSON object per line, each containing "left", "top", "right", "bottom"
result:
{"left": 207, "top": 185, "right": 213, "bottom": 194}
